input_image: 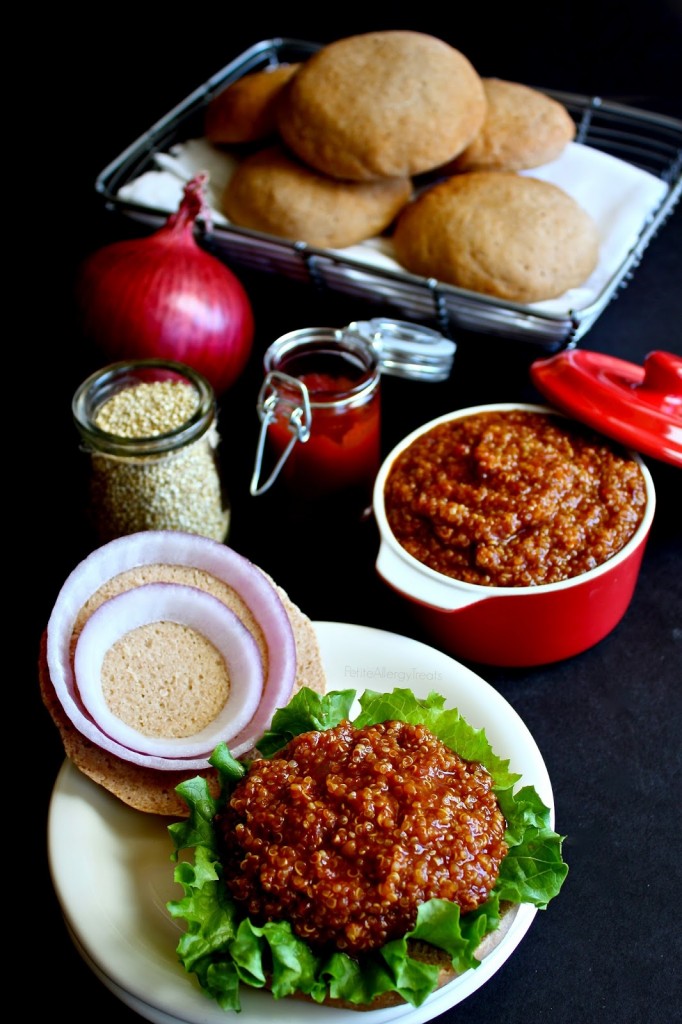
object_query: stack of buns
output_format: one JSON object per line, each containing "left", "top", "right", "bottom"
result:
{"left": 205, "top": 30, "right": 599, "bottom": 302}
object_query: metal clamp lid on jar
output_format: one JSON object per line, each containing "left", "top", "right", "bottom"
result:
{"left": 250, "top": 319, "right": 456, "bottom": 496}
{"left": 346, "top": 317, "right": 456, "bottom": 382}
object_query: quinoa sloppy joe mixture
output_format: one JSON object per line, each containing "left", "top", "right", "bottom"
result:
{"left": 214, "top": 719, "right": 507, "bottom": 956}
{"left": 383, "top": 409, "right": 647, "bottom": 587}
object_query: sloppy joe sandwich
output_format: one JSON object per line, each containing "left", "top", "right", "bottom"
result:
{"left": 39, "top": 530, "right": 326, "bottom": 817}
{"left": 168, "top": 686, "right": 568, "bottom": 1011}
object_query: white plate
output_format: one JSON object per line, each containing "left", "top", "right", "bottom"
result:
{"left": 48, "top": 621, "right": 554, "bottom": 1024}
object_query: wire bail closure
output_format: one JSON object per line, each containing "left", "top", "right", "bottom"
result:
{"left": 250, "top": 371, "right": 312, "bottom": 496}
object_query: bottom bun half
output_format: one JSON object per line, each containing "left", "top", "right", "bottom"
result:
{"left": 39, "top": 580, "right": 325, "bottom": 818}
{"left": 278, "top": 904, "right": 518, "bottom": 1011}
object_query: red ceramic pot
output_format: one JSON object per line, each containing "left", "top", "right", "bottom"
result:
{"left": 373, "top": 403, "right": 656, "bottom": 667}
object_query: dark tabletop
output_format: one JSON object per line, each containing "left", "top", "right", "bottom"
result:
{"left": 31, "top": 7, "right": 681, "bottom": 1024}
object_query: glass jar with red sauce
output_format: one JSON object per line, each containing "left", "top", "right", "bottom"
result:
{"left": 251, "top": 320, "right": 455, "bottom": 519}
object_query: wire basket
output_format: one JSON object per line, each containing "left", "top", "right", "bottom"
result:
{"left": 95, "top": 38, "right": 682, "bottom": 352}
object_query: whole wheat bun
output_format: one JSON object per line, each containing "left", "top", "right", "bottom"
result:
{"left": 205, "top": 64, "right": 301, "bottom": 144}
{"left": 393, "top": 170, "right": 600, "bottom": 303}
{"left": 39, "top": 564, "right": 326, "bottom": 817}
{"left": 442, "top": 77, "right": 576, "bottom": 173}
{"left": 276, "top": 31, "right": 487, "bottom": 181}
{"left": 221, "top": 144, "right": 412, "bottom": 248}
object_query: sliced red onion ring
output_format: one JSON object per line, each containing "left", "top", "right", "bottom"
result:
{"left": 46, "top": 531, "right": 297, "bottom": 769}
{"left": 74, "top": 583, "right": 263, "bottom": 758}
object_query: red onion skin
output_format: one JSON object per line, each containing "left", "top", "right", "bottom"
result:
{"left": 76, "top": 175, "right": 255, "bottom": 395}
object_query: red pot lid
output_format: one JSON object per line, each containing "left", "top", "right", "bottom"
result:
{"left": 530, "top": 349, "right": 682, "bottom": 467}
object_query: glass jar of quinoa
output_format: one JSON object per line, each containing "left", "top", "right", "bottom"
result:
{"left": 73, "top": 359, "right": 230, "bottom": 543}
{"left": 383, "top": 408, "right": 648, "bottom": 587}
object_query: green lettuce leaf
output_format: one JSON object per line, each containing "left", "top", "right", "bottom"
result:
{"left": 497, "top": 827, "right": 570, "bottom": 908}
{"left": 168, "top": 686, "right": 568, "bottom": 1012}
{"left": 256, "top": 688, "right": 356, "bottom": 757}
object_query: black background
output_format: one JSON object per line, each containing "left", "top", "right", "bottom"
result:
{"left": 30, "top": 6, "right": 681, "bottom": 1024}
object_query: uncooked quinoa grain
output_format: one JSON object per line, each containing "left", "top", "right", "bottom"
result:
{"left": 89, "top": 380, "right": 229, "bottom": 542}
{"left": 94, "top": 380, "right": 199, "bottom": 437}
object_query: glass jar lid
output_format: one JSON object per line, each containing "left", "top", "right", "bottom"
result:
{"left": 344, "top": 318, "right": 456, "bottom": 382}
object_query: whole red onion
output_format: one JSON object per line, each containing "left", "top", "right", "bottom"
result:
{"left": 76, "top": 173, "right": 255, "bottom": 395}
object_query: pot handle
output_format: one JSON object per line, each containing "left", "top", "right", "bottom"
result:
{"left": 376, "top": 541, "right": 486, "bottom": 612}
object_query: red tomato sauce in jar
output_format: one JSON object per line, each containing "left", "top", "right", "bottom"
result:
{"left": 383, "top": 409, "right": 647, "bottom": 587}
{"left": 265, "top": 346, "right": 381, "bottom": 502}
